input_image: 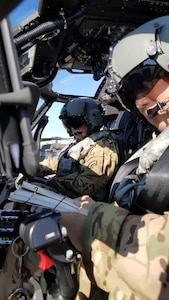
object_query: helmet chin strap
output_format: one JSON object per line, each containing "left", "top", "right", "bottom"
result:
{"left": 147, "top": 98, "right": 169, "bottom": 118}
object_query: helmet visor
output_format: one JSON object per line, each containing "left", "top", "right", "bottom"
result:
{"left": 118, "top": 63, "right": 164, "bottom": 109}
{"left": 61, "top": 115, "right": 86, "bottom": 129}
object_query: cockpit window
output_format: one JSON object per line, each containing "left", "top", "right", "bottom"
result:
{"left": 9, "top": 0, "right": 39, "bottom": 28}
{"left": 9, "top": 0, "right": 103, "bottom": 97}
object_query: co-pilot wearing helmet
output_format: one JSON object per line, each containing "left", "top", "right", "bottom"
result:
{"left": 38, "top": 97, "right": 118, "bottom": 202}
{"left": 102, "top": 15, "right": 169, "bottom": 213}
{"left": 107, "top": 15, "right": 169, "bottom": 133}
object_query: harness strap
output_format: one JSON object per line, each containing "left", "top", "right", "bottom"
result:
{"left": 108, "top": 157, "right": 139, "bottom": 203}
{"left": 135, "top": 145, "right": 169, "bottom": 214}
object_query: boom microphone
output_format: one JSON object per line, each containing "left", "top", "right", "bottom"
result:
{"left": 147, "top": 100, "right": 169, "bottom": 118}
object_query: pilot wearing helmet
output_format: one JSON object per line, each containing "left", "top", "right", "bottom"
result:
{"left": 38, "top": 96, "right": 118, "bottom": 202}
{"left": 57, "top": 15, "right": 169, "bottom": 300}
{"left": 105, "top": 15, "right": 169, "bottom": 213}
{"left": 59, "top": 96, "right": 104, "bottom": 141}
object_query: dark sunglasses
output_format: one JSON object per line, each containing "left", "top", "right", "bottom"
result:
{"left": 64, "top": 115, "right": 86, "bottom": 129}
{"left": 73, "top": 131, "right": 83, "bottom": 136}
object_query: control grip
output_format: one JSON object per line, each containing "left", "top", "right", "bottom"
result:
{"left": 53, "top": 260, "right": 78, "bottom": 300}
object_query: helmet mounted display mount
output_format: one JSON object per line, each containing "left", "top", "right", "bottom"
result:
{"left": 146, "top": 23, "right": 164, "bottom": 58}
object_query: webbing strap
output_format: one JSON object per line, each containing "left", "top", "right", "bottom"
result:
{"left": 108, "top": 157, "right": 139, "bottom": 203}
{"left": 136, "top": 146, "right": 169, "bottom": 214}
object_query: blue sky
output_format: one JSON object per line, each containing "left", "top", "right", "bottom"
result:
{"left": 10, "top": 0, "right": 102, "bottom": 140}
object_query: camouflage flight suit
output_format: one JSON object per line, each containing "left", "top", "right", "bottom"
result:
{"left": 79, "top": 202, "right": 169, "bottom": 300}
{"left": 38, "top": 130, "right": 119, "bottom": 201}
{"left": 76, "top": 127, "right": 169, "bottom": 300}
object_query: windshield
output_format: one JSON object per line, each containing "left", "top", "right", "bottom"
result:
{"left": 9, "top": 0, "right": 102, "bottom": 96}
{"left": 8, "top": 0, "right": 103, "bottom": 141}
{"left": 9, "top": 0, "right": 39, "bottom": 28}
